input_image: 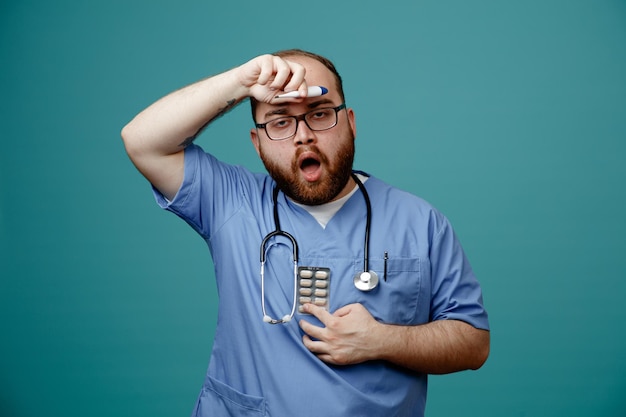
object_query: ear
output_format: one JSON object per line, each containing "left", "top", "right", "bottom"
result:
{"left": 347, "top": 107, "right": 357, "bottom": 139}
{"left": 250, "top": 128, "right": 261, "bottom": 156}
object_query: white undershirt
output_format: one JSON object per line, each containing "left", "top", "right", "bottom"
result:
{"left": 291, "top": 174, "right": 368, "bottom": 228}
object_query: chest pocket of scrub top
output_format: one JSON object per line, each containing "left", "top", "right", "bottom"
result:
{"left": 354, "top": 257, "right": 423, "bottom": 325}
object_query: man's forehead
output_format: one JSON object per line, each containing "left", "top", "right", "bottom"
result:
{"left": 260, "top": 98, "right": 335, "bottom": 119}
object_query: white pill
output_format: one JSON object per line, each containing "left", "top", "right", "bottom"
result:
{"left": 314, "top": 298, "right": 327, "bottom": 306}
{"left": 314, "top": 270, "right": 329, "bottom": 279}
{"left": 314, "top": 289, "right": 327, "bottom": 297}
{"left": 299, "top": 270, "right": 314, "bottom": 278}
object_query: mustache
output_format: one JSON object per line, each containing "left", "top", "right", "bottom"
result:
{"left": 292, "top": 145, "right": 329, "bottom": 168}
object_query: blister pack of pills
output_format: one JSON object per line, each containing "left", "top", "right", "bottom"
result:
{"left": 297, "top": 266, "right": 330, "bottom": 313}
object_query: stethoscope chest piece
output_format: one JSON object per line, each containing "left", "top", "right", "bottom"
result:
{"left": 353, "top": 270, "right": 379, "bottom": 291}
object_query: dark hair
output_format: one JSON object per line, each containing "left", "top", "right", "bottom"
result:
{"left": 250, "top": 49, "right": 345, "bottom": 122}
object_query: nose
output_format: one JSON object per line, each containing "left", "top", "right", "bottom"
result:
{"left": 293, "top": 118, "right": 316, "bottom": 145}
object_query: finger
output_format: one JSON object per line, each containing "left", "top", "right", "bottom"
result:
{"left": 256, "top": 56, "right": 279, "bottom": 86}
{"left": 332, "top": 304, "right": 354, "bottom": 318}
{"left": 302, "top": 334, "right": 325, "bottom": 352}
{"left": 282, "top": 61, "right": 307, "bottom": 94}
{"left": 302, "top": 303, "right": 334, "bottom": 325}
{"left": 315, "top": 354, "right": 336, "bottom": 364}
{"left": 299, "top": 317, "right": 326, "bottom": 341}
{"left": 268, "top": 57, "right": 293, "bottom": 90}
{"left": 302, "top": 336, "right": 336, "bottom": 364}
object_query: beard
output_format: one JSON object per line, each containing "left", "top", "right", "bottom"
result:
{"left": 259, "top": 132, "right": 355, "bottom": 206}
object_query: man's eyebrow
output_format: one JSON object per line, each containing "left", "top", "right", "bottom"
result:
{"left": 262, "top": 99, "right": 336, "bottom": 120}
{"left": 263, "top": 107, "right": 289, "bottom": 119}
{"left": 307, "top": 98, "right": 334, "bottom": 108}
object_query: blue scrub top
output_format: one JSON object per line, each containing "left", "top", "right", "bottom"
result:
{"left": 154, "top": 144, "right": 489, "bottom": 417}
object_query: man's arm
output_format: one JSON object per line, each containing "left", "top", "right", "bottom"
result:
{"left": 120, "top": 54, "right": 308, "bottom": 200}
{"left": 299, "top": 303, "right": 490, "bottom": 374}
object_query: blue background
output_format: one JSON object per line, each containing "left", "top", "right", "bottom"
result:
{"left": 1, "top": 0, "right": 625, "bottom": 415}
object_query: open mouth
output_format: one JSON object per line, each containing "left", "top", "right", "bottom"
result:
{"left": 298, "top": 152, "right": 322, "bottom": 182}
{"left": 301, "top": 157, "right": 320, "bottom": 171}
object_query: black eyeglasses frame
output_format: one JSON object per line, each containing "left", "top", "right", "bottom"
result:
{"left": 255, "top": 103, "right": 347, "bottom": 141}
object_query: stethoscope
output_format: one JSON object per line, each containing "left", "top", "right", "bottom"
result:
{"left": 259, "top": 173, "right": 379, "bottom": 324}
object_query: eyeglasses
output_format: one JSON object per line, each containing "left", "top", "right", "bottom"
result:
{"left": 255, "top": 103, "right": 346, "bottom": 141}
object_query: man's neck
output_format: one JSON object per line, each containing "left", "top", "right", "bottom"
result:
{"left": 290, "top": 173, "right": 368, "bottom": 228}
{"left": 329, "top": 174, "right": 357, "bottom": 203}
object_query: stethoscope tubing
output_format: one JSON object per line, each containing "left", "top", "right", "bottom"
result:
{"left": 352, "top": 173, "right": 372, "bottom": 274}
{"left": 260, "top": 229, "right": 299, "bottom": 324}
{"left": 260, "top": 172, "right": 374, "bottom": 324}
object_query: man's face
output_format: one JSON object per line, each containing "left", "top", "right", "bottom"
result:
{"left": 250, "top": 56, "right": 357, "bottom": 205}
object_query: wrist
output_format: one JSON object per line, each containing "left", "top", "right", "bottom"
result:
{"left": 366, "top": 321, "right": 396, "bottom": 362}
{"left": 373, "top": 323, "right": 408, "bottom": 363}
{"left": 219, "top": 69, "right": 251, "bottom": 102}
